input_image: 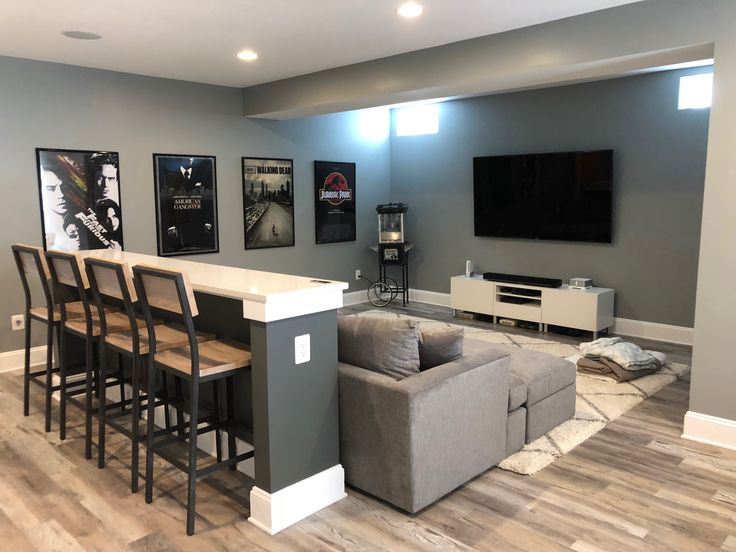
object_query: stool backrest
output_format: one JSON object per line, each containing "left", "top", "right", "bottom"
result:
{"left": 45, "top": 250, "right": 93, "bottom": 324}
{"left": 132, "top": 264, "right": 199, "bottom": 362}
{"left": 11, "top": 244, "right": 53, "bottom": 315}
{"left": 85, "top": 258, "right": 137, "bottom": 302}
{"left": 132, "top": 265, "right": 198, "bottom": 317}
{"left": 85, "top": 257, "right": 139, "bottom": 345}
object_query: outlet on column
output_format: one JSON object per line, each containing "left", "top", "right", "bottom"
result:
{"left": 294, "top": 334, "right": 310, "bottom": 365}
{"left": 11, "top": 314, "right": 24, "bottom": 331}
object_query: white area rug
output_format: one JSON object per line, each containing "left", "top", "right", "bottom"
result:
{"left": 352, "top": 310, "right": 690, "bottom": 475}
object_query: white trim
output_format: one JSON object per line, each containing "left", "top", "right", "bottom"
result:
{"left": 612, "top": 317, "right": 693, "bottom": 346}
{"left": 400, "top": 288, "right": 693, "bottom": 345}
{"left": 248, "top": 465, "right": 346, "bottom": 535}
{"left": 409, "top": 288, "right": 451, "bottom": 307}
{"left": 682, "top": 411, "right": 736, "bottom": 452}
{"left": 342, "top": 289, "right": 368, "bottom": 306}
{"left": 0, "top": 345, "right": 48, "bottom": 374}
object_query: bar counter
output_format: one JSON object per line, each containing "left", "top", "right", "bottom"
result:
{"left": 81, "top": 249, "right": 349, "bottom": 534}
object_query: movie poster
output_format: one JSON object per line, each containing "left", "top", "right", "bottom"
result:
{"left": 242, "top": 157, "right": 295, "bottom": 249}
{"left": 314, "top": 160, "right": 356, "bottom": 244}
{"left": 153, "top": 154, "right": 218, "bottom": 257}
{"left": 36, "top": 148, "right": 123, "bottom": 251}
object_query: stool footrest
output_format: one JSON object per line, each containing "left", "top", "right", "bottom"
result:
{"left": 197, "top": 450, "right": 254, "bottom": 480}
{"left": 152, "top": 416, "right": 218, "bottom": 447}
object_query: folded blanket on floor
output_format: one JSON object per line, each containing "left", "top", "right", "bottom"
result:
{"left": 578, "top": 337, "right": 664, "bottom": 371}
{"left": 576, "top": 356, "right": 659, "bottom": 382}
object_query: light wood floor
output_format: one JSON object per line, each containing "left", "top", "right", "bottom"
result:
{"left": 1, "top": 302, "right": 735, "bottom": 551}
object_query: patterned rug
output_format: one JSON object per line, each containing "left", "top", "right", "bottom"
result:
{"left": 351, "top": 310, "right": 690, "bottom": 475}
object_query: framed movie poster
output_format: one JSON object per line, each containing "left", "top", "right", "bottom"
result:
{"left": 242, "top": 157, "right": 295, "bottom": 249}
{"left": 314, "top": 160, "right": 356, "bottom": 244}
{"left": 153, "top": 154, "right": 219, "bottom": 257}
{"left": 36, "top": 148, "right": 123, "bottom": 251}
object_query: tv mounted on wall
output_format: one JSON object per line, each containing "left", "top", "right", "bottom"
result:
{"left": 473, "top": 150, "right": 613, "bottom": 243}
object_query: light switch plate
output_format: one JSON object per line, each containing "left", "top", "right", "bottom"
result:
{"left": 294, "top": 334, "right": 310, "bottom": 365}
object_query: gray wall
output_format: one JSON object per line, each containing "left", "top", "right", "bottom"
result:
{"left": 0, "top": 56, "right": 390, "bottom": 352}
{"left": 390, "top": 68, "right": 710, "bottom": 328}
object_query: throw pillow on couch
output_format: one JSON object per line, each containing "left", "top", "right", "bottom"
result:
{"left": 418, "top": 326, "right": 464, "bottom": 371}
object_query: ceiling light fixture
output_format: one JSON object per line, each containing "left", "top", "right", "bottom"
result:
{"left": 62, "top": 30, "right": 102, "bottom": 40}
{"left": 397, "top": 2, "right": 423, "bottom": 18}
{"left": 237, "top": 50, "right": 259, "bottom": 62}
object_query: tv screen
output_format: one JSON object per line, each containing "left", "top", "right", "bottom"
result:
{"left": 473, "top": 150, "right": 613, "bottom": 243}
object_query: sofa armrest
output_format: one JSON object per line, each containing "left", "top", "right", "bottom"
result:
{"left": 338, "top": 352, "right": 510, "bottom": 513}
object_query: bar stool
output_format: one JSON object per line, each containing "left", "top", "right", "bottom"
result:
{"left": 85, "top": 256, "right": 215, "bottom": 492}
{"left": 45, "top": 250, "right": 150, "bottom": 459}
{"left": 133, "top": 264, "right": 253, "bottom": 535}
{"left": 11, "top": 244, "right": 87, "bottom": 432}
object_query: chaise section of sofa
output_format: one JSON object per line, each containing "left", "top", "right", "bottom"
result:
{"left": 338, "top": 339, "right": 511, "bottom": 513}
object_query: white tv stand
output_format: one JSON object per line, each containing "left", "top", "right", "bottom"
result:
{"left": 450, "top": 275, "right": 614, "bottom": 338}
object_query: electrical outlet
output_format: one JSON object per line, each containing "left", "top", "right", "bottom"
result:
{"left": 355, "top": 269, "right": 361, "bottom": 280}
{"left": 294, "top": 334, "right": 310, "bottom": 365}
{"left": 11, "top": 314, "right": 25, "bottom": 331}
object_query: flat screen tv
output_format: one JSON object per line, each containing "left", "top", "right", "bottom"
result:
{"left": 473, "top": 150, "right": 613, "bottom": 243}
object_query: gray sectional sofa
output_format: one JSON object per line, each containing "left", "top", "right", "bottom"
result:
{"left": 337, "top": 318, "right": 576, "bottom": 513}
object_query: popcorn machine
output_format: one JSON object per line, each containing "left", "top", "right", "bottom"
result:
{"left": 372, "top": 203, "right": 412, "bottom": 306}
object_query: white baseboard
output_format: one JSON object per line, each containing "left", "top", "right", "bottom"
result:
{"left": 682, "top": 411, "right": 736, "bottom": 452}
{"left": 612, "top": 317, "right": 693, "bottom": 346}
{"left": 409, "top": 289, "right": 452, "bottom": 307}
{"left": 342, "top": 290, "right": 367, "bottom": 307}
{"left": 0, "top": 345, "right": 48, "bottom": 374}
{"left": 249, "top": 465, "right": 346, "bottom": 535}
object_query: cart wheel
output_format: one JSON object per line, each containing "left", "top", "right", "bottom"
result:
{"left": 382, "top": 277, "right": 400, "bottom": 302}
{"left": 368, "top": 281, "right": 393, "bottom": 307}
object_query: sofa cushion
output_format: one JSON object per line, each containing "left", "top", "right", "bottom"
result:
{"left": 508, "top": 350, "right": 576, "bottom": 406}
{"left": 338, "top": 316, "right": 420, "bottom": 379}
{"left": 508, "top": 373, "right": 528, "bottom": 411}
{"left": 418, "top": 327, "right": 464, "bottom": 371}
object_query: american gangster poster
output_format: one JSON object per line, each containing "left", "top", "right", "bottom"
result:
{"left": 36, "top": 148, "right": 123, "bottom": 251}
{"left": 314, "top": 160, "right": 356, "bottom": 244}
{"left": 242, "top": 157, "right": 295, "bottom": 249}
{"left": 153, "top": 154, "right": 219, "bottom": 256}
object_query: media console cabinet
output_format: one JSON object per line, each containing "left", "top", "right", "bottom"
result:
{"left": 450, "top": 275, "right": 614, "bottom": 338}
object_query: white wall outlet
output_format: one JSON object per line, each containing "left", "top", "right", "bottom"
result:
{"left": 355, "top": 269, "right": 361, "bottom": 280}
{"left": 294, "top": 334, "right": 310, "bottom": 365}
{"left": 11, "top": 314, "right": 25, "bottom": 331}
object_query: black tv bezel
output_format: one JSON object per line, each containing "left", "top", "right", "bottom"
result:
{"left": 472, "top": 149, "right": 614, "bottom": 244}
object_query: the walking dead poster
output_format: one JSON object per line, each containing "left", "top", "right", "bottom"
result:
{"left": 242, "top": 157, "right": 295, "bottom": 250}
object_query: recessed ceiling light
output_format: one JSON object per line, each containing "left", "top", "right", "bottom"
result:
{"left": 397, "top": 2, "right": 423, "bottom": 18}
{"left": 237, "top": 50, "right": 259, "bottom": 62}
{"left": 62, "top": 30, "right": 102, "bottom": 40}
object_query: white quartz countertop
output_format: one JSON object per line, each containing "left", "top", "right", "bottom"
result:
{"left": 81, "top": 250, "right": 348, "bottom": 321}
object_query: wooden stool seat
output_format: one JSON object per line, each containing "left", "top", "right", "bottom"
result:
{"left": 154, "top": 339, "right": 252, "bottom": 380}
{"left": 30, "top": 301, "right": 118, "bottom": 322}
{"left": 65, "top": 311, "right": 161, "bottom": 338}
{"left": 105, "top": 323, "right": 216, "bottom": 355}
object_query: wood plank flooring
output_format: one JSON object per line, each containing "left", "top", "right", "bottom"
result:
{"left": 1, "top": 301, "right": 734, "bottom": 551}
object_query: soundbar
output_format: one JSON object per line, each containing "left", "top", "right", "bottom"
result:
{"left": 482, "top": 272, "right": 562, "bottom": 288}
